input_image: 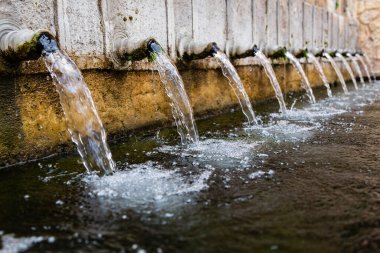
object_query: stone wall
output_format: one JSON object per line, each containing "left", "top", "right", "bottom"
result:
{"left": 0, "top": 0, "right": 359, "bottom": 73}
{"left": 357, "top": 0, "right": 380, "bottom": 74}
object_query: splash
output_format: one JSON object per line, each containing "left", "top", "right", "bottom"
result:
{"left": 84, "top": 162, "right": 211, "bottom": 208}
{"left": 213, "top": 51, "right": 257, "bottom": 124}
{"left": 323, "top": 53, "right": 349, "bottom": 94}
{"left": 285, "top": 52, "right": 316, "bottom": 103}
{"left": 42, "top": 42, "right": 115, "bottom": 175}
{"left": 347, "top": 53, "right": 365, "bottom": 86}
{"left": 336, "top": 53, "right": 358, "bottom": 90}
{"left": 150, "top": 49, "right": 199, "bottom": 144}
{"left": 255, "top": 50, "right": 287, "bottom": 114}
{"left": 307, "top": 53, "right": 333, "bottom": 97}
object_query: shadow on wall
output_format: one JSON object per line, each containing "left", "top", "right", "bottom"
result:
{"left": 0, "top": 76, "right": 23, "bottom": 151}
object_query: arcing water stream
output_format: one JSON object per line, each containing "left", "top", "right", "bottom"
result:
{"left": 336, "top": 53, "right": 358, "bottom": 90}
{"left": 255, "top": 50, "right": 287, "bottom": 114}
{"left": 285, "top": 52, "right": 316, "bottom": 103}
{"left": 363, "top": 54, "right": 376, "bottom": 81}
{"left": 323, "top": 53, "right": 349, "bottom": 93}
{"left": 148, "top": 41, "right": 199, "bottom": 144}
{"left": 40, "top": 36, "right": 115, "bottom": 175}
{"left": 306, "top": 53, "right": 333, "bottom": 97}
{"left": 213, "top": 50, "right": 257, "bottom": 124}
{"left": 347, "top": 53, "right": 365, "bottom": 86}
{"left": 356, "top": 54, "right": 373, "bottom": 83}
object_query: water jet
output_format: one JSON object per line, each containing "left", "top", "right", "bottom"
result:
{"left": 323, "top": 51, "right": 349, "bottom": 93}
{"left": 113, "top": 37, "right": 199, "bottom": 144}
{"left": 177, "top": 38, "right": 256, "bottom": 124}
{"left": 306, "top": 51, "right": 333, "bottom": 97}
{"left": 0, "top": 19, "right": 115, "bottom": 175}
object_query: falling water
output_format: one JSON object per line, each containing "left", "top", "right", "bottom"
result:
{"left": 285, "top": 52, "right": 316, "bottom": 103}
{"left": 149, "top": 46, "right": 199, "bottom": 144}
{"left": 356, "top": 54, "right": 373, "bottom": 83}
{"left": 255, "top": 50, "right": 287, "bottom": 114}
{"left": 323, "top": 53, "right": 349, "bottom": 94}
{"left": 306, "top": 53, "right": 333, "bottom": 97}
{"left": 347, "top": 53, "right": 365, "bottom": 86}
{"left": 336, "top": 53, "right": 358, "bottom": 90}
{"left": 40, "top": 36, "right": 115, "bottom": 175}
{"left": 213, "top": 51, "right": 257, "bottom": 124}
{"left": 363, "top": 54, "right": 377, "bottom": 81}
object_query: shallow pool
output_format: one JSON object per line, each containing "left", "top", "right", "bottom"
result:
{"left": 1, "top": 82, "right": 379, "bottom": 252}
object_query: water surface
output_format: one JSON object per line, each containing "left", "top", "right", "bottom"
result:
{"left": 0, "top": 82, "right": 379, "bottom": 253}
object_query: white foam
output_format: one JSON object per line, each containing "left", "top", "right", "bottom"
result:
{"left": 160, "top": 139, "right": 260, "bottom": 160}
{"left": 84, "top": 162, "right": 211, "bottom": 208}
{"left": 249, "top": 170, "right": 275, "bottom": 179}
{"left": 0, "top": 234, "right": 55, "bottom": 253}
{"left": 246, "top": 120, "right": 319, "bottom": 141}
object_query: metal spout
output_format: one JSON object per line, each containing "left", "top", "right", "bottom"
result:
{"left": 111, "top": 35, "right": 165, "bottom": 66}
{"left": 0, "top": 19, "right": 56, "bottom": 61}
{"left": 313, "top": 48, "right": 325, "bottom": 57}
{"left": 228, "top": 44, "right": 260, "bottom": 59}
{"left": 325, "top": 48, "right": 338, "bottom": 57}
{"left": 183, "top": 42, "right": 220, "bottom": 61}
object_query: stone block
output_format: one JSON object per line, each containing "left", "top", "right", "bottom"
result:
{"left": 303, "top": 2, "right": 313, "bottom": 47}
{"left": 227, "top": 0, "right": 253, "bottom": 52}
{"left": 192, "top": 0, "right": 227, "bottom": 48}
{"left": 338, "top": 16, "right": 345, "bottom": 49}
{"left": 322, "top": 9, "right": 329, "bottom": 48}
{"left": 332, "top": 13, "right": 339, "bottom": 49}
{"left": 359, "top": 9, "right": 379, "bottom": 25}
{"left": 267, "top": 0, "right": 278, "bottom": 47}
{"left": 328, "top": 11, "right": 333, "bottom": 48}
{"left": 253, "top": 0, "right": 267, "bottom": 48}
{"left": 313, "top": 6, "right": 323, "bottom": 49}
{"left": 173, "top": 0, "right": 192, "bottom": 40}
{"left": 103, "top": 0, "right": 168, "bottom": 52}
{"left": 289, "top": 0, "right": 303, "bottom": 49}
{"left": 1, "top": 0, "right": 56, "bottom": 35}
{"left": 278, "top": 0, "right": 289, "bottom": 47}
{"left": 57, "top": 0, "right": 104, "bottom": 55}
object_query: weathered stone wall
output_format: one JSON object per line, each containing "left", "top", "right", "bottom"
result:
{"left": 357, "top": 0, "right": 380, "bottom": 74}
{"left": 0, "top": 0, "right": 359, "bottom": 73}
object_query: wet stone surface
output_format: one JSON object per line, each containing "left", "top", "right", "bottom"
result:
{"left": 0, "top": 82, "right": 379, "bottom": 253}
